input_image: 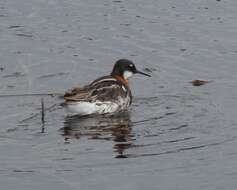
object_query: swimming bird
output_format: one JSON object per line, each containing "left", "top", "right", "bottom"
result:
{"left": 64, "top": 59, "right": 151, "bottom": 116}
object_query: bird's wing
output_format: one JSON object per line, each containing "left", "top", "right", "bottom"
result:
{"left": 64, "top": 79, "right": 129, "bottom": 103}
{"left": 64, "top": 86, "right": 90, "bottom": 101}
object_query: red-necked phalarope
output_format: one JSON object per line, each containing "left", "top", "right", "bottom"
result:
{"left": 64, "top": 59, "right": 151, "bottom": 116}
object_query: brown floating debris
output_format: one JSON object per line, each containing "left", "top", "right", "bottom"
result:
{"left": 191, "top": 80, "right": 209, "bottom": 86}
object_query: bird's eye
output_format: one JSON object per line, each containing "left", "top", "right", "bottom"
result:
{"left": 129, "top": 64, "right": 133, "bottom": 68}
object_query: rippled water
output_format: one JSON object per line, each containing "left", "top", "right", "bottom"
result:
{"left": 1, "top": 0, "right": 237, "bottom": 189}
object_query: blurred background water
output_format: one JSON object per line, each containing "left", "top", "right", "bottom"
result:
{"left": 1, "top": 0, "right": 237, "bottom": 189}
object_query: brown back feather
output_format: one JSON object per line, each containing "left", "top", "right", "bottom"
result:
{"left": 64, "top": 76, "right": 131, "bottom": 103}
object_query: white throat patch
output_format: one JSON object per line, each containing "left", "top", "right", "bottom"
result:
{"left": 123, "top": 71, "right": 133, "bottom": 79}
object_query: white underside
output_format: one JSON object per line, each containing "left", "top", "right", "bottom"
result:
{"left": 66, "top": 101, "right": 120, "bottom": 116}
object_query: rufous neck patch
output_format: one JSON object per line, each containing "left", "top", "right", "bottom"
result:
{"left": 114, "top": 75, "right": 129, "bottom": 86}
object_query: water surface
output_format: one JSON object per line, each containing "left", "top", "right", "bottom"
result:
{"left": 1, "top": 0, "right": 237, "bottom": 189}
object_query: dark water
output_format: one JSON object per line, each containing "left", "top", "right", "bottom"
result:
{"left": 1, "top": 0, "right": 237, "bottom": 189}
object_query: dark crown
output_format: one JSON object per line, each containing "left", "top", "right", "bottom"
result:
{"left": 111, "top": 59, "right": 151, "bottom": 77}
{"left": 111, "top": 59, "right": 136, "bottom": 76}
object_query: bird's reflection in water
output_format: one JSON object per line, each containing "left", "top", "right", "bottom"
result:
{"left": 61, "top": 111, "right": 134, "bottom": 158}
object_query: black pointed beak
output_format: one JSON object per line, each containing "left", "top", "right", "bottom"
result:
{"left": 135, "top": 69, "right": 151, "bottom": 77}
